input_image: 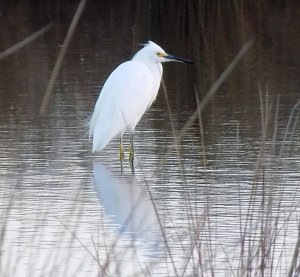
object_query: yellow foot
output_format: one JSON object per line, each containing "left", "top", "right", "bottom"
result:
{"left": 129, "top": 148, "right": 134, "bottom": 173}
{"left": 128, "top": 134, "right": 135, "bottom": 173}
{"left": 119, "top": 142, "right": 125, "bottom": 172}
{"left": 129, "top": 155, "right": 134, "bottom": 173}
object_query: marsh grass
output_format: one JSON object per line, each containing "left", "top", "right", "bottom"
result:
{"left": 128, "top": 84, "right": 300, "bottom": 276}
{"left": 2, "top": 52, "right": 299, "bottom": 277}
{"left": 1, "top": 0, "right": 300, "bottom": 275}
{"left": 5, "top": 38, "right": 299, "bottom": 277}
{"left": 0, "top": 23, "right": 53, "bottom": 62}
{"left": 1, "top": 62, "right": 300, "bottom": 277}
{"left": 39, "top": 0, "right": 88, "bottom": 115}
{"left": 2, "top": 104, "right": 294, "bottom": 276}
{"left": 111, "top": 62, "right": 300, "bottom": 276}
{"left": 80, "top": 42, "right": 300, "bottom": 276}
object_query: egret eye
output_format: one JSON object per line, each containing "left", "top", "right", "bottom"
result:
{"left": 89, "top": 41, "right": 192, "bottom": 171}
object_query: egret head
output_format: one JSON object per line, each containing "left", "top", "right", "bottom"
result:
{"left": 133, "top": 41, "right": 193, "bottom": 64}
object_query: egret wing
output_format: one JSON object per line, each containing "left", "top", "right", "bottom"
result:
{"left": 89, "top": 61, "right": 155, "bottom": 152}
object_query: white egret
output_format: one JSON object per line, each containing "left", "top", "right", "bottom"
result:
{"left": 89, "top": 41, "right": 192, "bottom": 168}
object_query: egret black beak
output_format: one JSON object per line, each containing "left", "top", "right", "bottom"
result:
{"left": 165, "top": 54, "right": 193, "bottom": 64}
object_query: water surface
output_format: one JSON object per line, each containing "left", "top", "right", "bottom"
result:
{"left": 1, "top": 1, "right": 300, "bottom": 276}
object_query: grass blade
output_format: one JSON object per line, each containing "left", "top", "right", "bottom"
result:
{"left": 0, "top": 23, "right": 53, "bottom": 61}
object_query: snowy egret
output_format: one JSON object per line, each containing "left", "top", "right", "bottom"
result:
{"left": 89, "top": 41, "right": 192, "bottom": 168}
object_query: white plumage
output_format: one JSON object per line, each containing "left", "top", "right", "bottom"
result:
{"left": 89, "top": 41, "right": 191, "bottom": 155}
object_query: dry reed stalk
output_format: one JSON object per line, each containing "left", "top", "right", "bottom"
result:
{"left": 0, "top": 23, "right": 53, "bottom": 61}
{"left": 39, "top": 0, "right": 87, "bottom": 115}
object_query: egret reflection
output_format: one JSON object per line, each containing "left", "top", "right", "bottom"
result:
{"left": 92, "top": 161, "right": 163, "bottom": 257}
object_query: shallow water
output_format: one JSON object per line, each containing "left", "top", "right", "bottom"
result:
{"left": 1, "top": 1, "right": 300, "bottom": 276}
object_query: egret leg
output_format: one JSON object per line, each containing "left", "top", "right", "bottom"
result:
{"left": 119, "top": 137, "right": 125, "bottom": 172}
{"left": 129, "top": 133, "right": 134, "bottom": 172}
